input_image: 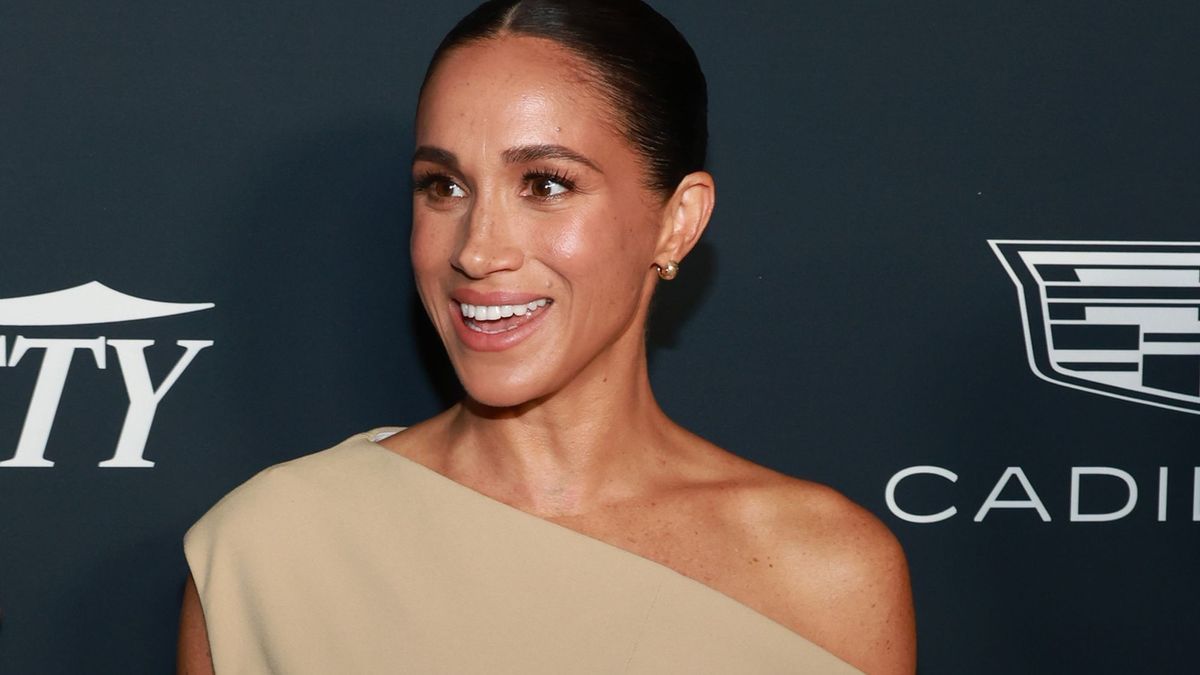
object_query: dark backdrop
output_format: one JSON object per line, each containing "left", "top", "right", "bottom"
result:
{"left": 1, "top": 1, "right": 1197, "bottom": 673}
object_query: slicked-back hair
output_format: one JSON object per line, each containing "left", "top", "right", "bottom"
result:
{"left": 420, "top": 0, "right": 709, "bottom": 196}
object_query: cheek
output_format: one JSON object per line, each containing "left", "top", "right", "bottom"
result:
{"left": 544, "top": 216, "right": 586, "bottom": 264}
{"left": 544, "top": 207, "right": 651, "bottom": 279}
{"left": 410, "top": 217, "right": 449, "bottom": 278}
{"left": 540, "top": 209, "right": 654, "bottom": 327}
{"left": 409, "top": 217, "right": 459, "bottom": 321}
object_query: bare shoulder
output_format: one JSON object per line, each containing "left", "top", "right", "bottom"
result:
{"left": 758, "top": 473, "right": 907, "bottom": 585}
{"left": 723, "top": 463, "right": 916, "bottom": 675}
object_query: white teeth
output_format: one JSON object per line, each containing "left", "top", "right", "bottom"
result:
{"left": 458, "top": 299, "right": 550, "bottom": 322}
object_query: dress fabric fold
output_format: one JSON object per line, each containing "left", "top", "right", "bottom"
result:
{"left": 184, "top": 429, "right": 863, "bottom": 674}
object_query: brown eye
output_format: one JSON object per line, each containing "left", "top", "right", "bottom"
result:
{"left": 432, "top": 178, "right": 466, "bottom": 199}
{"left": 528, "top": 176, "right": 570, "bottom": 199}
{"left": 415, "top": 173, "right": 467, "bottom": 200}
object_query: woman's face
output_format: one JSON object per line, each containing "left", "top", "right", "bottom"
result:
{"left": 411, "top": 36, "right": 666, "bottom": 408}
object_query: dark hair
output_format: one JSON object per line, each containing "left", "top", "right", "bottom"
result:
{"left": 421, "top": 0, "right": 708, "bottom": 195}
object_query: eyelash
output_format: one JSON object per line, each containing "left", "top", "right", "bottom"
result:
{"left": 412, "top": 171, "right": 459, "bottom": 196}
{"left": 411, "top": 169, "right": 579, "bottom": 201}
{"left": 523, "top": 168, "right": 577, "bottom": 196}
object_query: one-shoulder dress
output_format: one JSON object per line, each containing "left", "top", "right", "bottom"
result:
{"left": 184, "top": 428, "right": 863, "bottom": 674}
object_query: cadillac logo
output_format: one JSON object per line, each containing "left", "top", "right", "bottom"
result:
{"left": 990, "top": 240, "right": 1200, "bottom": 416}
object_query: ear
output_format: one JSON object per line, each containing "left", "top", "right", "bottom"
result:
{"left": 653, "top": 170, "right": 715, "bottom": 268}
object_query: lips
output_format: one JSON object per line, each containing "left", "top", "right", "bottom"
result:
{"left": 460, "top": 298, "right": 549, "bottom": 333}
{"left": 448, "top": 295, "right": 553, "bottom": 351}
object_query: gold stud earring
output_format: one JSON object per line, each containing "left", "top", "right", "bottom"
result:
{"left": 655, "top": 260, "right": 679, "bottom": 281}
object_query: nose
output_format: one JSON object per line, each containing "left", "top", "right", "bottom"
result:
{"left": 451, "top": 198, "right": 524, "bottom": 279}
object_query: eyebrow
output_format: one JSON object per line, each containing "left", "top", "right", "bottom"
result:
{"left": 411, "top": 146, "right": 460, "bottom": 172}
{"left": 411, "top": 143, "right": 602, "bottom": 174}
{"left": 501, "top": 144, "right": 603, "bottom": 173}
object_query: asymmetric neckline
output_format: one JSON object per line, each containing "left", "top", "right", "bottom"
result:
{"left": 185, "top": 427, "right": 865, "bottom": 673}
{"left": 356, "top": 426, "right": 847, "bottom": 661}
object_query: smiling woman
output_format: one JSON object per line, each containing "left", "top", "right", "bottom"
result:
{"left": 177, "top": 1, "right": 915, "bottom": 674}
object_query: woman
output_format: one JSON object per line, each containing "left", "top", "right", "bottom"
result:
{"left": 178, "top": 1, "right": 916, "bottom": 673}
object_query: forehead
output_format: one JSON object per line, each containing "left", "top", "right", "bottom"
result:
{"left": 416, "top": 35, "right": 625, "bottom": 156}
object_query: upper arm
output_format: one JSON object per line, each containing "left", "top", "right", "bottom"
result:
{"left": 828, "top": 513, "right": 916, "bottom": 675}
{"left": 177, "top": 573, "right": 215, "bottom": 675}
{"left": 797, "top": 493, "right": 917, "bottom": 675}
{"left": 755, "top": 480, "right": 915, "bottom": 675}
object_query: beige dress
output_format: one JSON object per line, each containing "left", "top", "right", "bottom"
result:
{"left": 184, "top": 428, "right": 863, "bottom": 674}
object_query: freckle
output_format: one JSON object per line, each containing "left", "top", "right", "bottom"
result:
{"left": 769, "top": 563, "right": 774, "bottom": 568}
{"left": 752, "top": 557, "right": 759, "bottom": 563}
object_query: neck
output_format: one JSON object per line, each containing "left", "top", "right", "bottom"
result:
{"left": 441, "top": 332, "right": 676, "bottom": 517}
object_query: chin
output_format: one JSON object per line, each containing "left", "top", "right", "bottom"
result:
{"left": 461, "top": 384, "right": 545, "bottom": 411}
{"left": 453, "top": 362, "right": 555, "bottom": 410}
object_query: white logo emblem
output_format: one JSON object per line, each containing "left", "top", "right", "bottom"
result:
{"left": 0, "top": 280, "right": 213, "bottom": 325}
{"left": 0, "top": 282, "right": 214, "bottom": 468}
{"left": 991, "top": 240, "right": 1200, "bottom": 415}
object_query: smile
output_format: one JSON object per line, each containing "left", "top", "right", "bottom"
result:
{"left": 458, "top": 299, "right": 551, "bottom": 334}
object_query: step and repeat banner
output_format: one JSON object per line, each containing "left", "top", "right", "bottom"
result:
{"left": 1, "top": 1, "right": 1196, "bottom": 673}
